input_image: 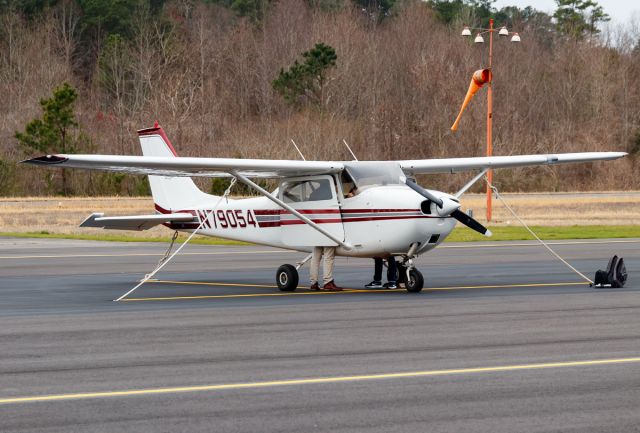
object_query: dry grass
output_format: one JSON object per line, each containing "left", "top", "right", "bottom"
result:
{"left": 0, "top": 192, "right": 637, "bottom": 238}
{"left": 461, "top": 192, "right": 640, "bottom": 226}
{"left": 0, "top": 197, "right": 161, "bottom": 238}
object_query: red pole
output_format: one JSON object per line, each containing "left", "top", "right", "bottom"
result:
{"left": 486, "top": 18, "right": 494, "bottom": 222}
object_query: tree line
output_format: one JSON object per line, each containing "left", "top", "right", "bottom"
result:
{"left": 1, "top": 0, "right": 638, "bottom": 196}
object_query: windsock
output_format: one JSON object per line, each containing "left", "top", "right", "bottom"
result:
{"left": 451, "top": 69, "right": 492, "bottom": 132}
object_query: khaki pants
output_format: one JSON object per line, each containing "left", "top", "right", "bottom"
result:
{"left": 310, "top": 246, "right": 335, "bottom": 285}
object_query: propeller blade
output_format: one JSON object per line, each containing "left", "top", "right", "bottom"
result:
{"left": 405, "top": 179, "right": 461, "bottom": 216}
{"left": 451, "top": 209, "right": 492, "bottom": 237}
{"left": 404, "top": 179, "right": 443, "bottom": 207}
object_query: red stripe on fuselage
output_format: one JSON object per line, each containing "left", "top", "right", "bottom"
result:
{"left": 156, "top": 204, "right": 442, "bottom": 230}
{"left": 280, "top": 209, "right": 341, "bottom": 215}
{"left": 341, "top": 208, "right": 420, "bottom": 213}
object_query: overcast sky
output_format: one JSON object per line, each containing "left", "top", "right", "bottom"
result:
{"left": 492, "top": 0, "right": 640, "bottom": 25}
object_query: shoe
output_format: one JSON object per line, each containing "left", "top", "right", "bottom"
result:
{"left": 310, "top": 282, "right": 320, "bottom": 291}
{"left": 321, "top": 280, "right": 343, "bottom": 291}
{"left": 365, "top": 281, "right": 383, "bottom": 289}
{"left": 383, "top": 282, "right": 397, "bottom": 289}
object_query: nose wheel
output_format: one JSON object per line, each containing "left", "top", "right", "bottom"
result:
{"left": 276, "top": 264, "right": 299, "bottom": 291}
{"left": 405, "top": 268, "right": 424, "bottom": 293}
{"left": 399, "top": 248, "right": 425, "bottom": 293}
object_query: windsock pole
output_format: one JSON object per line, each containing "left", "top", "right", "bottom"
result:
{"left": 486, "top": 18, "right": 494, "bottom": 222}
{"left": 455, "top": 18, "right": 521, "bottom": 222}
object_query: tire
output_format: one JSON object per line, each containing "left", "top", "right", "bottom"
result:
{"left": 405, "top": 269, "right": 424, "bottom": 293}
{"left": 276, "top": 264, "right": 299, "bottom": 291}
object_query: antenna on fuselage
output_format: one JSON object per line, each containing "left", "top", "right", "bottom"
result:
{"left": 290, "top": 139, "right": 306, "bottom": 161}
{"left": 342, "top": 139, "right": 358, "bottom": 161}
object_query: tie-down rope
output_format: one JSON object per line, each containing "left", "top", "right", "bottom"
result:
{"left": 114, "top": 177, "right": 237, "bottom": 301}
{"left": 485, "top": 178, "right": 594, "bottom": 285}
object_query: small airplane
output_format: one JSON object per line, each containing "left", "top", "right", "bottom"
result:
{"left": 23, "top": 123, "right": 626, "bottom": 292}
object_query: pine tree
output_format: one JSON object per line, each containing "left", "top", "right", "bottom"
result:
{"left": 15, "top": 82, "right": 89, "bottom": 195}
{"left": 553, "top": 0, "right": 610, "bottom": 40}
{"left": 272, "top": 43, "right": 337, "bottom": 109}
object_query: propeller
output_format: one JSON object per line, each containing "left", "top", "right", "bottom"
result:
{"left": 450, "top": 209, "right": 492, "bottom": 236}
{"left": 404, "top": 179, "right": 492, "bottom": 237}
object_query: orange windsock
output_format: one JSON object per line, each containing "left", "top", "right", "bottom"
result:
{"left": 451, "top": 69, "right": 492, "bottom": 132}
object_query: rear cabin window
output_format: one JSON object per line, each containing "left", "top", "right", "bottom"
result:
{"left": 281, "top": 179, "right": 333, "bottom": 203}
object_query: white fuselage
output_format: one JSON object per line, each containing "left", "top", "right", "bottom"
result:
{"left": 159, "top": 184, "right": 457, "bottom": 258}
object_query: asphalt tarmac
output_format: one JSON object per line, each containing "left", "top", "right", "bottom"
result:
{"left": 0, "top": 237, "right": 639, "bottom": 432}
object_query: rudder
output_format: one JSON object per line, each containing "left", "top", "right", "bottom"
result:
{"left": 138, "top": 123, "right": 214, "bottom": 212}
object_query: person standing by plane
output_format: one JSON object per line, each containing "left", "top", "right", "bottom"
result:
{"left": 365, "top": 257, "right": 398, "bottom": 289}
{"left": 310, "top": 246, "right": 343, "bottom": 292}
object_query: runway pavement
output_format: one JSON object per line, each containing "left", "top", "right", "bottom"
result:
{"left": 0, "top": 237, "right": 639, "bottom": 432}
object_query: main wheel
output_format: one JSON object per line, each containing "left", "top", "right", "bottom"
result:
{"left": 276, "top": 264, "right": 299, "bottom": 291}
{"left": 405, "top": 269, "right": 424, "bottom": 293}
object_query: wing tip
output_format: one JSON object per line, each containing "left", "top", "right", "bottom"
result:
{"left": 21, "top": 155, "right": 68, "bottom": 165}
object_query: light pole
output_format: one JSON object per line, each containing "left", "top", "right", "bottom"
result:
{"left": 458, "top": 19, "right": 520, "bottom": 222}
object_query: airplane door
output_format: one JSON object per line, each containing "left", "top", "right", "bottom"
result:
{"left": 279, "top": 175, "right": 345, "bottom": 247}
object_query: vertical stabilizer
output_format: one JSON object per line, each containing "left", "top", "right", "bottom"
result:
{"left": 138, "top": 123, "right": 214, "bottom": 212}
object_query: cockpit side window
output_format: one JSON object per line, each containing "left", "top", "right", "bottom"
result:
{"left": 341, "top": 170, "right": 357, "bottom": 197}
{"left": 281, "top": 178, "right": 335, "bottom": 203}
{"left": 307, "top": 179, "right": 332, "bottom": 201}
{"left": 281, "top": 180, "right": 305, "bottom": 203}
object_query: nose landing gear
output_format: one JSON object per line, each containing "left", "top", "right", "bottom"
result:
{"left": 404, "top": 268, "right": 424, "bottom": 292}
{"left": 399, "top": 242, "right": 424, "bottom": 293}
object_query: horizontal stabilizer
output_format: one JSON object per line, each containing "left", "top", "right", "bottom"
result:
{"left": 80, "top": 212, "right": 196, "bottom": 231}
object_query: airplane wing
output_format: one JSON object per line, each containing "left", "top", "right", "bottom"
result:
{"left": 80, "top": 212, "right": 196, "bottom": 231}
{"left": 399, "top": 152, "right": 627, "bottom": 175}
{"left": 23, "top": 152, "right": 626, "bottom": 177}
{"left": 22, "top": 155, "right": 343, "bottom": 178}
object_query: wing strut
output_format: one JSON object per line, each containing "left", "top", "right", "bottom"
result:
{"left": 232, "top": 171, "right": 353, "bottom": 250}
{"left": 455, "top": 169, "right": 488, "bottom": 198}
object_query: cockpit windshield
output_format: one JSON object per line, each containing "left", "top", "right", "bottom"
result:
{"left": 343, "top": 162, "right": 405, "bottom": 194}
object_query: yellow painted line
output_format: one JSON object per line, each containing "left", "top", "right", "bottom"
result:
{"left": 120, "top": 281, "right": 588, "bottom": 302}
{"left": 428, "top": 282, "right": 588, "bottom": 291}
{"left": 147, "top": 279, "right": 289, "bottom": 289}
{"left": 438, "top": 239, "right": 640, "bottom": 249}
{"left": 122, "top": 288, "right": 381, "bottom": 301}
{"left": 0, "top": 250, "right": 296, "bottom": 260}
{"left": 2, "top": 356, "right": 639, "bottom": 405}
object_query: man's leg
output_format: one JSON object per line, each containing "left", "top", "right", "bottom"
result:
{"left": 387, "top": 257, "right": 397, "bottom": 282}
{"left": 385, "top": 257, "right": 398, "bottom": 289}
{"left": 320, "top": 247, "right": 342, "bottom": 291}
{"left": 373, "top": 258, "right": 383, "bottom": 282}
{"left": 322, "top": 246, "right": 335, "bottom": 285}
{"left": 309, "top": 247, "right": 323, "bottom": 289}
{"left": 365, "top": 258, "right": 384, "bottom": 288}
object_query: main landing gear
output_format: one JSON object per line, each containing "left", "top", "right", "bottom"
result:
{"left": 276, "top": 264, "right": 298, "bottom": 291}
{"left": 276, "top": 253, "right": 312, "bottom": 292}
